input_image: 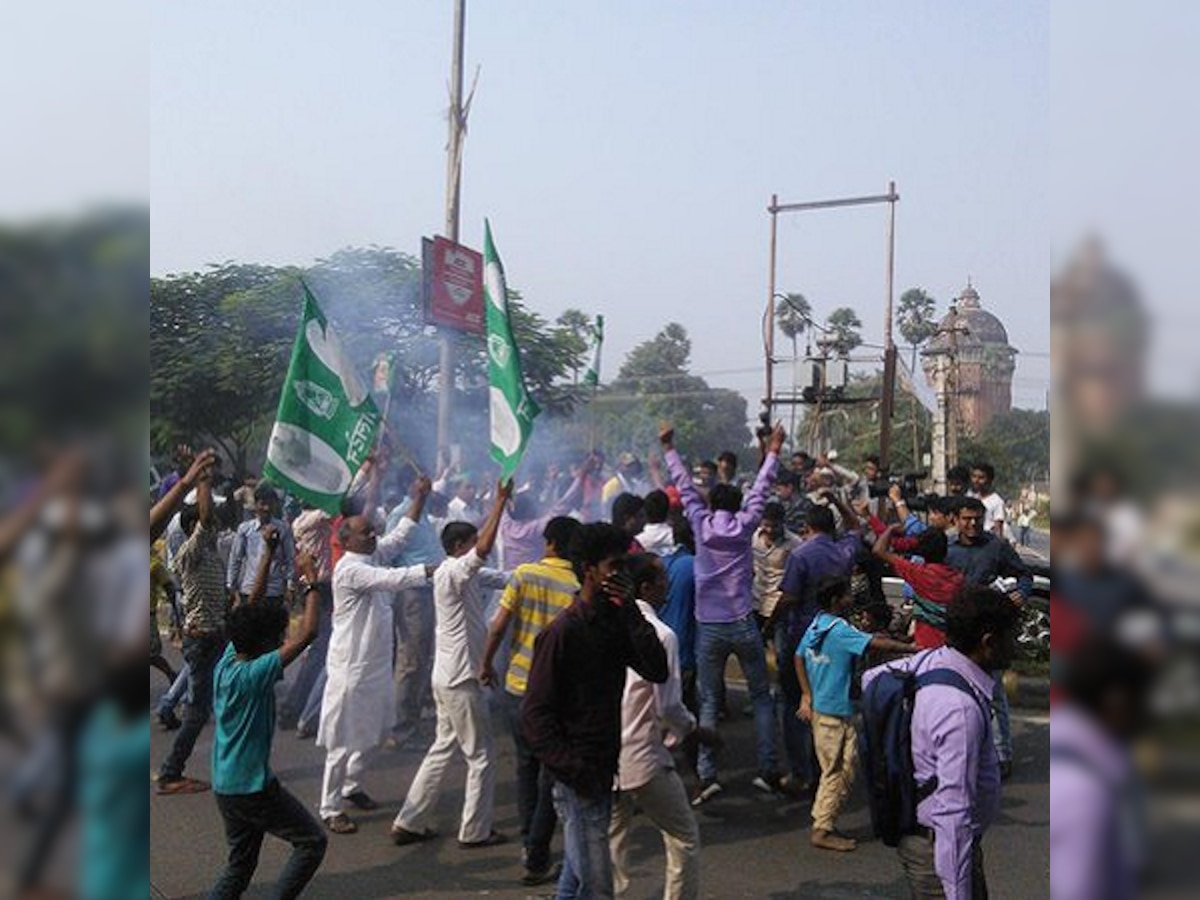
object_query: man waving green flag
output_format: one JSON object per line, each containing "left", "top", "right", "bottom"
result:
{"left": 483, "top": 220, "right": 540, "bottom": 481}
{"left": 263, "top": 283, "right": 381, "bottom": 513}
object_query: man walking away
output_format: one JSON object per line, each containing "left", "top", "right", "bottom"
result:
{"left": 863, "top": 586, "right": 1021, "bottom": 898}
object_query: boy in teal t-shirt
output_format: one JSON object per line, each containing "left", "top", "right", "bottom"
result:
{"left": 209, "top": 543, "right": 326, "bottom": 899}
{"left": 796, "top": 574, "right": 913, "bottom": 852}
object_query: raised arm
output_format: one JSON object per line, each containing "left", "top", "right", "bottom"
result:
{"left": 737, "top": 424, "right": 784, "bottom": 530}
{"left": 475, "top": 479, "right": 514, "bottom": 560}
{"left": 246, "top": 524, "right": 280, "bottom": 605}
{"left": 548, "top": 456, "right": 595, "bottom": 516}
{"left": 375, "top": 476, "right": 430, "bottom": 560}
{"left": 279, "top": 552, "right": 321, "bottom": 667}
{"left": 149, "top": 449, "right": 215, "bottom": 542}
{"left": 659, "top": 423, "right": 708, "bottom": 526}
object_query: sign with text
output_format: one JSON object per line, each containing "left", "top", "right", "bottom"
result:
{"left": 423, "top": 235, "right": 484, "bottom": 334}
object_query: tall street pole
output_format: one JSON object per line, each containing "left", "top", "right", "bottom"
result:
{"left": 879, "top": 180, "right": 898, "bottom": 471}
{"left": 765, "top": 194, "right": 778, "bottom": 430}
{"left": 436, "top": 0, "right": 467, "bottom": 472}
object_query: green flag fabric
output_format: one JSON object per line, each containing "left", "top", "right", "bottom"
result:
{"left": 483, "top": 220, "right": 540, "bottom": 481}
{"left": 582, "top": 314, "right": 604, "bottom": 387}
{"left": 263, "top": 284, "right": 381, "bottom": 513}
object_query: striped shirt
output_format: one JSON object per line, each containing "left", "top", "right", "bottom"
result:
{"left": 499, "top": 556, "right": 579, "bottom": 696}
{"left": 172, "top": 520, "right": 228, "bottom": 636}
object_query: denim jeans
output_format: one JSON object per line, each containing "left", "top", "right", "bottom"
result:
{"left": 156, "top": 663, "right": 190, "bottom": 716}
{"left": 774, "top": 626, "right": 815, "bottom": 785}
{"left": 278, "top": 583, "right": 332, "bottom": 729}
{"left": 696, "top": 616, "right": 779, "bottom": 783}
{"left": 552, "top": 781, "right": 614, "bottom": 900}
{"left": 991, "top": 673, "right": 1012, "bottom": 762}
{"left": 504, "top": 690, "right": 557, "bottom": 871}
{"left": 160, "top": 633, "right": 225, "bottom": 781}
{"left": 210, "top": 779, "right": 327, "bottom": 900}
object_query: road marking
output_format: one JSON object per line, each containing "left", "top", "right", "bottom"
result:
{"left": 1012, "top": 712, "right": 1049, "bottom": 725}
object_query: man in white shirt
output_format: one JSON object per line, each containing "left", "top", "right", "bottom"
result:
{"left": 316, "top": 481, "right": 434, "bottom": 834}
{"left": 969, "top": 462, "right": 1008, "bottom": 540}
{"left": 390, "top": 480, "right": 513, "bottom": 848}
{"left": 610, "top": 554, "right": 718, "bottom": 900}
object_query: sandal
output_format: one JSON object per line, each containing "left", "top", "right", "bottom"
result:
{"left": 324, "top": 813, "right": 358, "bottom": 835}
{"left": 156, "top": 776, "right": 210, "bottom": 795}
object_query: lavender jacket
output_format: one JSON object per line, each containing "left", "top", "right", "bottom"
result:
{"left": 664, "top": 448, "right": 778, "bottom": 623}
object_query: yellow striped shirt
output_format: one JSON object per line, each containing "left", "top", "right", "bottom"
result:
{"left": 501, "top": 556, "right": 580, "bottom": 696}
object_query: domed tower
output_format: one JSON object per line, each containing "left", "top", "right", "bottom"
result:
{"left": 921, "top": 282, "right": 1018, "bottom": 435}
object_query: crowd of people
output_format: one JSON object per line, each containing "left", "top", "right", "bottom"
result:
{"left": 149, "top": 427, "right": 1038, "bottom": 899}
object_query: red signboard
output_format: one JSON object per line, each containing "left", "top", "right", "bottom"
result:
{"left": 423, "top": 235, "right": 484, "bottom": 334}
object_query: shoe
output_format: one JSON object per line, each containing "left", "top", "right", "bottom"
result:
{"left": 779, "top": 775, "right": 812, "bottom": 799}
{"left": 999, "top": 759, "right": 1013, "bottom": 781}
{"left": 751, "top": 773, "right": 785, "bottom": 795}
{"left": 521, "top": 862, "right": 562, "bottom": 886}
{"left": 296, "top": 725, "right": 316, "bottom": 740}
{"left": 691, "top": 778, "right": 723, "bottom": 807}
{"left": 324, "top": 813, "right": 358, "bottom": 835}
{"left": 157, "top": 710, "right": 181, "bottom": 731}
{"left": 811, "top": 829, "right": 857, "bottom": 852}
{"left": 458, "top": 829, "right": 508, "bottom": 849}
{"left": 344, "top": 790, "right": 378, "bottom": 811}
{"left": 156, "top": 776, "right": 210, "bottom": 795}
{"left": 391, "top": 825, "right": 436, "bottom": 846}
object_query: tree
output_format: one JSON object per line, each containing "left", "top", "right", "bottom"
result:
{"left": 555, "top": 308, "right": 594, "bottom": 384}
{"left": 775, "top": 293, "right": 811, "bottom": 359}
{"left": 897, "top": 287, "right": 939, "bottom": 369}
{"left": 598, "top": 323, "right": 750, "bottom": 457}
{"left": 825, "top": 307, "right": 863, "bottom": 356}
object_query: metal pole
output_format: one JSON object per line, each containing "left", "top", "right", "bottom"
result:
{"left": 436, "top": 0, "right": 466, "bottom": 472}
{"left": 879, "top": 180, "right": 897, "bottom": 470}
{"left": 766, "top": 194, "right": 778, "bottom": 423}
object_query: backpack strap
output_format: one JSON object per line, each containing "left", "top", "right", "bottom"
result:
{"left": 912, "top": 668, "right": 992, "bottom": 731}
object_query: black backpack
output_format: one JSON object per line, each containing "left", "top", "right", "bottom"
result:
{"left": 859, "top": 653, "right": 991, "bottom": 846}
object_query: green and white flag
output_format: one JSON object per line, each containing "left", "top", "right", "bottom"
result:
{"left": 582, "top": 314, "right": 604, "bottom": 387}
{"left": 263, "top": 283, "right": 381, "bottom": 513}
{"left": 483, "top": 220, "right": 540, "bottom": 481}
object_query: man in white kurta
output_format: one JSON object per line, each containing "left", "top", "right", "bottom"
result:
{"left": 318, "top": 497, "right": 432, "bottom": 832}
{"left": 391, "top": 481, "right": 512, "bottom": 847}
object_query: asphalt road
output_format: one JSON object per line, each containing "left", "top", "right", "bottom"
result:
{"left": 150, "top": 659, "right": 1049, "bottom": 899}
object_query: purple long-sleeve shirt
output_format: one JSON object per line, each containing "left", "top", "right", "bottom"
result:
{"left": 664, "top": 447, "right": 778, "bottom": 623}
{"left": 863, "top": 647, "right": 1000, "bottom": 900}
{"left": 498, "top": 473, "right": 585, "bottom": 571}
{"left": 1049, "top": 704, "right": 1138, "bottom": 900}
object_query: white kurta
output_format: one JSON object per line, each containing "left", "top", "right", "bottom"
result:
{"left": 318, "top": 519, "right": 427, "bottom": 753}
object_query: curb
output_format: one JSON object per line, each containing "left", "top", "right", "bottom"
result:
{"left": 1006, "top": 672, "right": 1050, "bottom": 711}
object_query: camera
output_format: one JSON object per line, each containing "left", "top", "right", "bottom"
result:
{"left": 867, "top": 471, "right": 929, "bottom": 503}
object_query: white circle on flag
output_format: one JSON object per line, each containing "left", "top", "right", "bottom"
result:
{"left": 267, "top": 422, "right": 352, "bottom": 495}
{"left": 484, "top": 263, "right": 507, "bottom": 313}
{"left": 489, "top": 386, "right": 522, "bottom": 457}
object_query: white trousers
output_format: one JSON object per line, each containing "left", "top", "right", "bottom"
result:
{"left": 319, "top": 746, "right": 372, "bottom": 820}
{"left": 609, "top": 767, "right": 700, "bottom": 900}
{"left": 392, "top": 680, "right": 496, "bottom": 843}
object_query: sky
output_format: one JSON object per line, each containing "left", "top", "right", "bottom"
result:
{"left": 148, "top": 1, "right": 1051, "bottom": 413}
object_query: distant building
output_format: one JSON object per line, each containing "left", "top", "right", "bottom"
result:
{"left": 921, "top": 282, "right": 1018, "bottom": 435}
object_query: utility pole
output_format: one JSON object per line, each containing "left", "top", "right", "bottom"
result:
{"left": 765, "top": 183, "right": 899, "bottom": 461}
{"left": 927, "top": 304, "right": 968, "bottom": 493}
{"left": 879, "top": 180, "right": 899, "bottom": 471}
{"left": 436, "top": 0, "right": 467, "bottom": 472}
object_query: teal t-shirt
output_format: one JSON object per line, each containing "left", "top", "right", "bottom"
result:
{"left": 212, "top": 644, "right": 283, "bottom": 795}
{"left": 797, "top": 612, "right": 872, "bottom": 717}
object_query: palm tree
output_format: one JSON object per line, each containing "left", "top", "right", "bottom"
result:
{"left": 826, "top": 307, "right": 863, "bottom": 356}
{"left": 897, "top": 288, "right": 938, "bottom": 370}
{"left": 775, "top": 293, "right": 811, "bottom": 359}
